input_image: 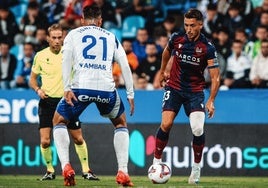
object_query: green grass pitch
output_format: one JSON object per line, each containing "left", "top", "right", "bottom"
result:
{"left": 0, "top": 175, "right": 267, "bottom": 188}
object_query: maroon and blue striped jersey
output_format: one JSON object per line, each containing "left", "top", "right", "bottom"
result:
{"left": 166, "top": 32, "right": 219, "bottom": 92}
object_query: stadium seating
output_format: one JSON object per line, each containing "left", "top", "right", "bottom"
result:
{"left": 109, "top": 27, "right": 122, "bottom": 42}
{"left": 157, "top": 0, "right": 198, "bottom": 21}
{"left": 121, "top": 15, "right": 145, "bottom": 39}
{"left": 9, "top": 3, "right": 27, "bottom": 24}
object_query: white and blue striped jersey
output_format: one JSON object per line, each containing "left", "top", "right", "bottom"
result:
{"left": 62, "top": 25, "right": 134, "bottom": 99}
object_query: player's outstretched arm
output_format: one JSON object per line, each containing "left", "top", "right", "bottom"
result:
{"left": 127, "top": 98, "right": 134, "bottom": 116}
{"left": 159, "top": 46, "right": 172, "bottom": 87}
{"left": 206, "top": 65, "right": 220, "bottom": 118}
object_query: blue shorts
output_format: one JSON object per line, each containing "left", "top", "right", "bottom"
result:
{"left": 56, "top": 89, "right": 125, "bottom": 122}
{"left": 162, "top": 86, "right": 205, "bottom": 116}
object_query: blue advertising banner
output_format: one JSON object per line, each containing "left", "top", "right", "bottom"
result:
{"left": 0, "top": 89, "right": 268, "bottom": 124}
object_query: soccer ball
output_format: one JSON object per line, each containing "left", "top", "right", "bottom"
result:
{"left": 148, "top": 163, "right": 171, "bottom": 184}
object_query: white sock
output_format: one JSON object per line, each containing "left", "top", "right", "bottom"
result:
{"left": 114, "top": 127, "right": 129, "bottom": 173}
{"left": 153, "top": 157, "right": 162, "bottom": 165}
{"left": 53, "top": 125, "right": 70, "bottom": 170}
{"left": 193, "top": 162, "right": 201, "bottom": 168}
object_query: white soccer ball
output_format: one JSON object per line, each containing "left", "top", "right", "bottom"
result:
{"left": 148, "top": 163, "right": 171, "bottom": 184}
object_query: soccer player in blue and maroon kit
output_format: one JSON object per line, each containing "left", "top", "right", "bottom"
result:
{"left": 152, "top": 9, "right": 220, "bottom": 184}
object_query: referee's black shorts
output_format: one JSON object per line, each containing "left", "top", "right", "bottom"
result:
{"left": 38, "top": 97, "right": 81, "bottom": 130}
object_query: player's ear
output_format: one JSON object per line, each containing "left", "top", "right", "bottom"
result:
{"left": 199, "top": 21, "right": 203, "bottom": 30}
{"left": 98, "top": 18, "right": 102, "bottom": 27}
{"left": 80, "top": 18, "right": 85, "bottom": 26}
{"left": 46, "top": 35, "right": 49, "bottom": 43}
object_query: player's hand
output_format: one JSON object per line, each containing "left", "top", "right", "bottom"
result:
{"left": 158, "top": 72, "right": 165, "bottom": 87}
{"left": 159, "top": 71, "right": 170, "bottom": 87}
{"left": 128, "top": 98, "right": 134, "bottom": 116}
{"left": 206, "top": 100, "right": 215, "bottom": 119}
{"left": 36, "top": 89, "right": 48, "bottom": 99}
{"left": 64, "top": 90, "right": 77, "bottom": 106}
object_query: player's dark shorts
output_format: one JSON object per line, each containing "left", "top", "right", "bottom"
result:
{"left": 38, "top": 97, "right": 81, "bottom": 130}
{"left": 162, "top": 86, "right": 205, "bottom": 116}
{"left": 56, "top": 88, "right": 125, "bottom": 122}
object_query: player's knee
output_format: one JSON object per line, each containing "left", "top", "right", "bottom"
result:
{"left": 161, "top": 122, "right": 172, "bottom": 132}
{"left": 52, "top": 112, "right": 67, "bottom": 125}
{"left": 189, "top": 111, "right": 205, "bottom": 136}
{"left": 192, "top": 126, "right": 204, "bottom": 136}
{"left": 111, "top": 116, "right": 127, "bottom": 128}
{"left": 73, "top": 137, "right": 84, "bottom": 145}
{"left": 40, "top": 140, "right": 50, "bottom": 148}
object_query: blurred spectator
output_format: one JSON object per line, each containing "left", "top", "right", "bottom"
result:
{"left": 251, "top": 0, "right": 268, "bottom": 29}
{"left": 222, "top": 40, "right": 252, "bottom": 89}
{"left": 213, "top": 27, "right": 232, "bottom": 83}
{"left": 19, "top": 1, "right": 49, "bottom": 44}
{"left": 125, "top": 0, "right": 158, "bottom": 36}
{"left": 262, "top": 0, "right": 268, "bottom": 11}
{"left": 215, "top": 0, "right": 229, "bottom": 15}
{"left": 197, "top": 0, "right": 210, "bottom": 15}
{"left": 0, "top": 4, "right": 20, "bottom": 47}
{"left": 112, "top": 39, "right": 139, "bottom": 88}
{"left": 135, "top": 42, "right": 161, "bottom": 85}
{"left": 217, "top": 0, "right": 254, "bottom": 22}
{"left": 0, "top": 40, "right": 17, "bottom": 89}
{"left": 59, "top": 0, "right": 85, "bottom": 29}
{"left": 224, "top": 3, "right": 246, "bottom": 38}
{"left": 154, "top": 33, "right": 169, "bottom": 55}
{"left": 249, "top": 39, "right": 268, "bottom": 88}
{"left": 232, "top": 0, "right": 255, "bottom": 29}
{"left": 122, "top": 39, "right": 139, "bottom": 72}
{"left": 34, "top": 27, "right": 49, "bottom": 52}
{"left": 203, "top": 3, "right": 225, "bottom": 40}
{"left": 153, "top": 15, "right": 179, "bottom": 38}
{"left": 234, "top": 28, "right": 250, "bottom": 51}
{"left": 0, "top": 0, "right": 19, "bottom": 8}
{"left": 94, "top": 0, "right": 119, "bottom": 29}
{"left": 245, "top": 25, "right": 268, "bottom": 60}
{"left": 132, "top": 28, "right": 150, "bottom": 63}
{"left": 42, "top": 0, "right": 65, "bottom": 25}
{"left": 214, "top": 27, "right": 232, "bottom": 62}
{"left": 259, "top": 10, "right": 268, "bottom": 28}
{"left": 15, "top": 42, "right": 35, "bottom": 89}
{"left": 134, "top": 73, "right": 153, "bottom": 90}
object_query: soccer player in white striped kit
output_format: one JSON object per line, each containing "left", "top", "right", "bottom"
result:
{"left": 52, "top": 4, "right": 134, "bottom": 186}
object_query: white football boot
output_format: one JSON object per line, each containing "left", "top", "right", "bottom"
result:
{"left": 188, "top": 162, "right": 201, "bottom": 184}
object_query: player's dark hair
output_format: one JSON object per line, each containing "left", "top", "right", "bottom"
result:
{"left": 83, "top": 4, "right": 102, "bottom": 19}
{"left": 207, "top": 3, "right": 217, "bottom": 11}
{"left": 232, "top": 39, "right": 243, "bottom": 45}
{"left": 256, "top": 24, "right": 268, "bottom": 32}
{"left": 184, "top": 8, "right": 203, "bottom": 22}
{"left": 27, "top": 1, "right": 39, "bottom": 9}
{"left": 261, "top": 39, "right": 268, "bottom": 43}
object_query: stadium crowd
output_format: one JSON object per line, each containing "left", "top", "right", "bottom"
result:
{"left": 0, "top": 0, "right": 268, "bottom": 90}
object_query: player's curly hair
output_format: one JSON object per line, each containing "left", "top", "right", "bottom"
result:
{"left": 184, "top": 8, "right": 203, "bottom": 22}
